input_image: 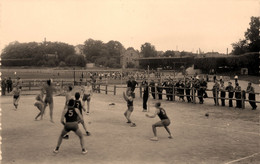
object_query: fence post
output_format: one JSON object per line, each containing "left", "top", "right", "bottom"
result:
{"left": 172, "top": 86, "right": 175, "bottom": 101}
{"left": 192, "top": 87, "right": 196, "bottom": 104}
{"left": 216, "top": 89, "right": 219, "bottom": 106}
{"left": 105, "top": 85, "right": 108, "bottom": 94}
{"left": 140, "top": 86, "right": 142, "bottom": 98}
{"left": 114, "top": 85, "right": 116, "bottom": 95}
{"left": 155, "top": 86, "right": 158, "bottom": 99}
{"left": 242, "top": 91, "right": 245, "bottom": 109}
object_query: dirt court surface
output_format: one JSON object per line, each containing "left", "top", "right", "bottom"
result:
{"left": 1, "top": 91, "right": 260, "bottom": 164}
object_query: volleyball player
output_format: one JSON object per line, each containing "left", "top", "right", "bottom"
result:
{"left": 12, "top": 85, "right": 22, "bottom": 109}
{"left": 146, "top": 102, "right": 172, "bottom": 141}
{"left": 123, "top": 88, "right": 136, "bottom": 127}
{"left": 34, "top": 89, "right": 44, "bottom": 120}
{"left": 82, "top": 82, "right": 93, "bottom": 114}
{"left": 53, "top": 99, "right": 87, "bottom": 154}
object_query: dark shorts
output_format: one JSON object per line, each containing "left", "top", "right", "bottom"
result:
{"left": 34, "top": 101, "right": 44, "bottom": 109}
{"left": 44, "top": 97, "right": 53, "bottom": 104}
{"left": 83, "top": 94, "right": 91, "bottom": 101}
{"left": 64, "top": 122, "right": 79, "bottom": 132}
{"left": 128, "top": 106, "right": 134, "bottom": 112}
{"left": 13, "top": 95, "right": 20, "bottom": 99}
{"left": 161, "top": 119, "right": 171, "bottom": 126}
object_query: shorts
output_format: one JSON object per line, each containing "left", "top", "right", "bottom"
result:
{"left": 64, "top": 122, "right": 79, "bottom": 132}
{"left": 161, "top": 119, "right": 171, "bottom": 126}
{"left": 82, "top": 94, "right": 91, "bottom": 101}
{"left": 34, "top": 101, "right": 44, "bottom": 109}
{"left": 13, "top": 95, "right": 20, "bottom": 99}
{"left": 44, "top": 97, "right": 53, "bottom": 104}
{"left": 127, "top": 106, "right": 134, "bottom": 112}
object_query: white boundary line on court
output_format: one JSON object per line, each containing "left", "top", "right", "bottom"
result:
{"left": 224, "top": 152, "right": 260, "bottom": 164}
{"left": 180, "top": 122, "right": 260, "bottom": 136}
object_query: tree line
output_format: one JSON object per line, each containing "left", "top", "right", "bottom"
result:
{"left": 1, "top": 16, "right": 259, "bottom": 69}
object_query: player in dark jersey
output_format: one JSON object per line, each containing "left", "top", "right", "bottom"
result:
{"left": 146, "top": 102, "right": 172, "bottom": 141}
{"left": 74, "top": 92, "right": 91, "bottom": 135}
{"left": 53, "top": 99, "right": 87, "bottom": 154}
{"left": 123, "top": 88, "right": 136, "bottom": 127}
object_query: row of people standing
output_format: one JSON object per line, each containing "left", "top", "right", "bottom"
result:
{"left": 127, "top": 76, "right": 257, "bottom": 111}
{"left": 212, "top": 81, "right": 257, "bottom": 110}
{"left": 1, "top": 77, "right": 22, "bottom": 95}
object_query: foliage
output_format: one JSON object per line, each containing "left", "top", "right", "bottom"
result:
{"left": 232, "top": 16, "right": 260, "bottom": 55}
{"left": 83, "top": 39, "right": 125, "bottom": 68}
{"left": 126, "top": 62, "right": 135, "bottom": 68}
{"left": 1, "top": 41, "right": 76, "bottom": 67}
{"left": 194, "top": 52, "right": 259, "bottom": 75}
{"left": 163, "top": 50, "right": 175, "bottom": 57}
{"left": 140, "top": 42, "right": 157, "bottom": 57}
{"left": 65, "top": 55, "right": 86, "bottom": 67}
{"left": 59, "top": 61, "right": 66, "bottom": 67}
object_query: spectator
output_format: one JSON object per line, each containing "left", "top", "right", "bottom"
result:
{"left": 1, "top": 77, "right": 7, "bottom": 96}
{"left": 163, "top": 80, "right": 170, "bottom": 101}
{"left": 142, "top": 79, "right": 149, "bottom": 112}
{"left": 149, "top": 80, "right": 156, "bottom": 99}
{"left": 198, "top": 78, "right": 205, "bottom": 104}
{"left": 185, "top": 78, "right": 192, "bottom": 103}
{"left": 168, "top": 80, "right": 174, "bottom": 101}
{"left": 212, "top": 81, "right": 219, "bottom": 106}
{"left": 193, "top": 77, "right": 200, "bottom": 103}
{"left": 213, "top": 74, "right": 216, "bottom": 83}
{"left": 157, "top": 80, "right": 163, "bottom": 100}
{"left": 225, "top": 82, "right": 234, "bottom": 107}
{"left": 234, "top": 83, "right": 242, "bottom": 109}
{"left": 220, "top": 81, "right": 226, "bottom": 106}
{"left": 246, "top": 82, "right": 257, "bottom": 110}
{"left": 7, "top": 77, "right": 13, "bottom": 93}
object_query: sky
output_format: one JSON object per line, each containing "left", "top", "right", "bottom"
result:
{"left": 0, "top": 0, "right": 259, "bottom": 54}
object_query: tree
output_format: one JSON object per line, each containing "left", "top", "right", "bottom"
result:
{"left": 244, "top": 16, "right": 260, "bottom": 52}
{"left": 65, "top": 55, "right": 86, "bottom": 67}
{"left": 163, "top": 50, "right": 175, "bottom": 57}
{"left": 140, "top": 42, "right": 157, "bottom": 57}
{"left": 232, "top": 16, "right": 260, "bottom": 55}
{"left": 83, "top": 39, "right": 105, "bottom": 63}
{"left": 231, "top": 39, "right": 248, "bottom": 55}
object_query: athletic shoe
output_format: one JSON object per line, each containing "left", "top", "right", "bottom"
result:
{"left": 82, "top": 149, "right": 88, "bottom": 154}
{"left": 63, "top": 135, "right": 69, "bottom": 139}
{"left": 86, "top": 112, "right": 89, "bottom": 115}
{"left": 53, "top": 149, "right": 59, "bottom": 153}
{"left": 86, "top": 131, "right": 91, "bottom": 136}
{"left": 150, "top": 137, "right": 158, "bottom": 141}
{"left": 126, "top": 121, "right": 131, "bottom": 124}
{"left": 168, "top": 136, "right": 173, "bottom": 139}
{"left": 130, "top": 123, "right": 136, "bottom": 127}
